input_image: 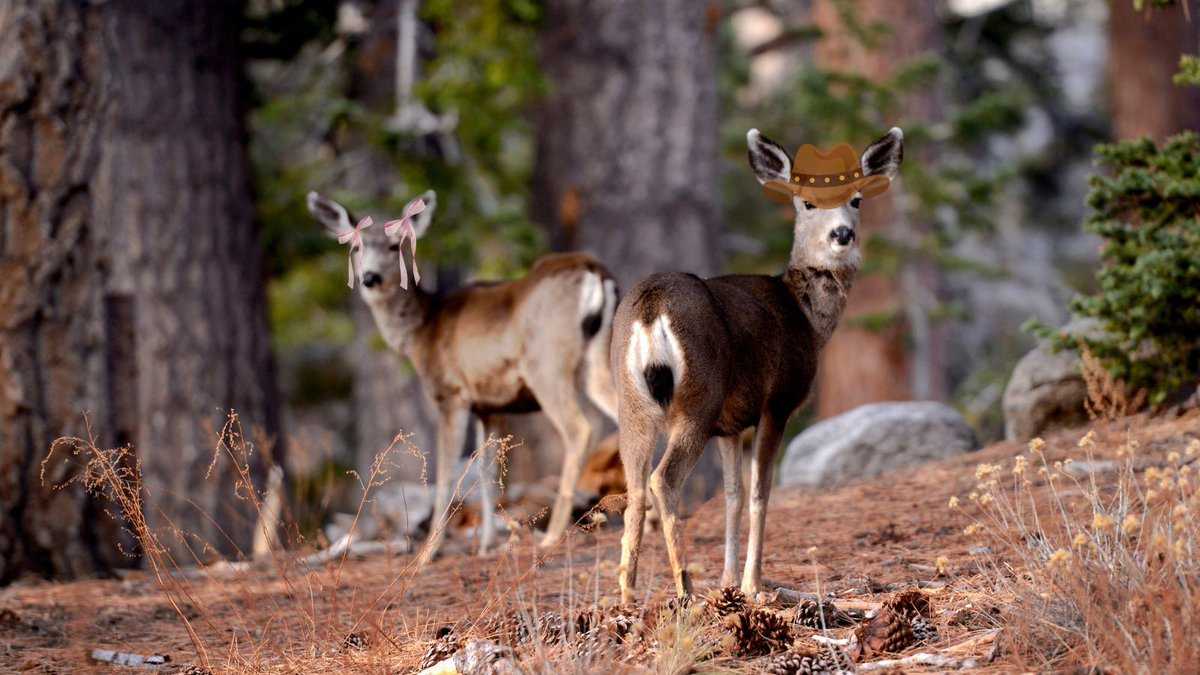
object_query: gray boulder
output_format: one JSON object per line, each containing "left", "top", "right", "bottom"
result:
{"left": 1002, "top": 318, "right": 1101, "bottom": 442}
{"left": 779, "top": 401, "right": 978, "bottom": 487}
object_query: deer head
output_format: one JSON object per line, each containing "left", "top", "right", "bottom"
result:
{"left": 307, "top": 190, "right": 438, "bottom": 298}
{"left": 747, "top": 128, "right": 903, "bottom": 272}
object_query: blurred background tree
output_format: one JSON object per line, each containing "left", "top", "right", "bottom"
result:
{"left": 1035, "top": 0, "right": 1200, "bottom": 408}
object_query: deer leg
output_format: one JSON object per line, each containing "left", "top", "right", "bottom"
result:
{"left": 475, "top": 417, "right": 496, "bottom": 556}
{"left": 650, "top": 421, "right": 709, "bottom": 598}
{"left": 415, "top": 404, "right": 470, "bottom": 566}
{"left": 617, "top": 412, "right": 655, "bottom": 603}
{"left": 716, "top": 434, "right": 745, "bottom": 588}
{"left": 525, "top": 368, "right": 594, "bottom": 547}
{"left": 742, "top": 414, "right": 784, "bottom": 594}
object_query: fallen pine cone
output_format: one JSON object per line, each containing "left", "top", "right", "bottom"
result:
{"left": 708, "top": 586, "right": 748, "bottom": 618}
{"left": 725, "top": 606, "right": 792, "bottom": 656}
{"left": 762, "top": 643, "right": 856, "bottom": 674}
{"left": 342, "top": 632, "right": 369, "bottom": 650}
{"left": 418, "top": 626, "right": 462, "bottom": 670}
{"left": 792, "top": 599, "right": 855, "bottom": 630}
{"left": 848, "top": 587, "right": 937, "bottom": 659}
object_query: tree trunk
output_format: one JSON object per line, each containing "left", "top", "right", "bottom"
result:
{"left": 811, "top": 0, "right": 945, "bottom": 418}
{"left": 0, "top": 0, "right": 280, "bottom": 580}
{"left": 531, "top": 0, "right": 723, "bottom": 504}
{"left": 95, "top": 0, "right": 281, "bottom": 558}
{"left": 531, "top": 0, "right": 723, "bottom": 291}
{"left": 1107, "top": 0, "right": 1200, "bottom": 141}
{"left": 0, "top": 0, "right": 129, "bottom": 582}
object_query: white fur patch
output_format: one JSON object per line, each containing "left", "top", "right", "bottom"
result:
{"left": 625, "top": 315, "right": 686, "bottom": 400}
{"left": 579, "top": 272, "right": 606, "bottom": 321}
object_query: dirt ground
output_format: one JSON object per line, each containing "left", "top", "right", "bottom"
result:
{"left": 2, "top": 410, "right": 1197, "bottom": 673}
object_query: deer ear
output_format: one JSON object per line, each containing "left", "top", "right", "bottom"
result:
{"left": 747, "top": 129, "right": 792, "bottom": 185}
{"left": 307, "top": 192, "right": 352, "bottom": 238}
{"left": 409, "top": 189, "right": 437, "bottom": 239}
{"left": 860, "top": 127, "right": 904, "bottom": 180}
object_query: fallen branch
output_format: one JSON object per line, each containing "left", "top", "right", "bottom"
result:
{"left": 858, "top": 653, "right": 980, "bottom": 671}
{"left": 942, "top": 628, "right": 1000, "bottom": 656}
{"left": 89, "top": 649, "right": 169, "bottom": 668}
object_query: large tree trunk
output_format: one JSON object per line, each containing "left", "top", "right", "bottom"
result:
{"left": 530, "top": 0, "right": 723, "bottom": 503}
{"left": 95, "top": 0, "right": 281, "bottom": 558}
{"left": 0, "top": 0, "right": 280, "bottom": 580}
{"left": 0, "top": 0, "right": 128, "bottom": 582}
{"left": 811, "top": 0, "right": 945, "bottom": 418}
{"left": 531, "top": 0, "right": 723, "bottom": 290}
{"left": 1107, "top": 0, "right": 1200, "bottom": 141}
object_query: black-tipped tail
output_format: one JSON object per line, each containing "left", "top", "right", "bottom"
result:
{"left": 644, "top": 364, "right": 674, "bottom": 408}
{"left": 581, "top": 312, "right": 603, "bottom": 340}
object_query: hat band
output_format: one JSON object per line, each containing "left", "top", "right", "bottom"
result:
{"left": 791, "top": 169, "right": 864, "bottom": 186}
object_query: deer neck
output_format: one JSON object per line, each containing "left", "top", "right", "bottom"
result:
{"left": 364, "top": 287, "right": 431, "bottom": 355}
{"left": 783, "top": 244, "right": 858, "bottom": 348}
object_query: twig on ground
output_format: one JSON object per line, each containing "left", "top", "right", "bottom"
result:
{"left": 89, "top": 649, "right": 169, "bottom": 668}
{"left": 858, "top": 652, "right": 980, "bottom": 670}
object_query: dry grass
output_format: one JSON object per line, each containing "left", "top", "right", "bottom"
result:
{"left": 958, "top": 425, "right": 1200, "bottom": 671}
{"left": 41, "top": 411, "right": 524, "bottom": 673}
{"left": 21, "top": 403, "right": 1200, "bottom": 672}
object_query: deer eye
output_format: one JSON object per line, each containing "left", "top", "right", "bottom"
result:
{"left": 803, "top": 201, "right": 816, "bottom": 210}
{"left": 850, "top": 197, "right": 862, "bottom": 209}
{"left": 388, "top": 243, "right": 400, "bottom": 252}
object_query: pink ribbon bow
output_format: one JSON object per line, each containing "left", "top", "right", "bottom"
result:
{"left": 337, "top": 215, "right": 373, "bottom": 288}
{"left": 384, "top": 197, "right": 426, "bottom": 290}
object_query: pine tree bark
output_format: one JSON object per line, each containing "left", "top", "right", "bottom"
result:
{"left": 811, "top": 0, "right": 945, "bottom": 418}
{"left": 0, "top": 0, "right": 279, "bottom": 580}
{"left": 0, "top": 0, "right": 127, "bottom": 582}
{"left": 531, "top": 0, "right": 723, "bottom": 290}
{"left": 1107, "top": 0, "right": 1200, "bottom": 141}
{"left": 530, "top": 0, "right": 723, "bottom": 502}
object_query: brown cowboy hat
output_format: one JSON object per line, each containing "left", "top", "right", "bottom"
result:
{"left": 762, "top": 142, "right": 891, "bottom": 209}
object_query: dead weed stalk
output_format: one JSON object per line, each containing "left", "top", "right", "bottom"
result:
{"left": 953, "top": 426, "right": 1199, "bottom": 671}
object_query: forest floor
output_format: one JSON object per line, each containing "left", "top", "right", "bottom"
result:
{"left": 1, "top": 409, "right": 1197, "bottom": 674}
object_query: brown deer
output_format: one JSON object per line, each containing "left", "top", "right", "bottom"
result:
{"left": 308, "top": 190, "right": 619, "bottom": 563}
{"left": 612, "top": 128, "right": 904, "bottom": 600}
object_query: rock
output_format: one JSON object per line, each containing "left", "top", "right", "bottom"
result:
{"left": 1002, "top": 318, "right": 1101, "bottom": 441}
{"left": 779, "top": 402, "right": 978, "bottom": 487}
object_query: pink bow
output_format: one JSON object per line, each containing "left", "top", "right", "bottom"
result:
{"left": 337, "top": 215, "right": 373, "bottom": 288}
{"left": 384, "top": 197, "right": 426, "bottom": 290}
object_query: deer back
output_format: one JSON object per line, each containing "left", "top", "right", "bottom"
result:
{"left": 615, "top": 270, "right": 820, "bottom": 437}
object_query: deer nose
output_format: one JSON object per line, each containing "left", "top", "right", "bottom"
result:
{"left": 830, "top": 226, "right": 855, "bottom": 247}
{"left": 362, "top": 271, "right": 383, "bottom": 288}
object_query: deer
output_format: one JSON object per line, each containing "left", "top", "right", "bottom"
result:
{"left": 307, "top": 190, "right": 619, "bottom": 564}
{"left": 611, "top": 127, "right": 904, "bottom": 601}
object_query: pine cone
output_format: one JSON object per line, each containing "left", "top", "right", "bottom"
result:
{"left": 762, "top": 644, "right": 856, "bottom": 674}
{"left": 884, "top": 587, "right": 933, "bottom": 621}
{"left": 572, "top": 606, "right": 605, "bottom": 636}
{"left": 792, "top": 599, "right": 854, "bottom": 630}
{"left": 535, "top": 610, "right": 566, "bottom": 645}
{"left": 707, "top": 586, "right": 748, "bottom": 617}
{"left": 724, "top": 606, "right": 792, "bottom": 656}
{"left": 418, "top": 626, "right": 462, "bottom": 670}
{"left": 180, "top": 667, "right": 214, "bottom": 675}
{"left": 848, "top": 606, "right": 915, "bottom": 659}
{"left": 598, "top": 603, "right": 641, "bottom": 641}
{"left": 342, "top": 632, "right": 369, "bottom": 650}
{"left": 480, "top": 610, "right": 520, "bottom": 646}
{"left": 909, "top": 613, "right": 938, "bottom": 645}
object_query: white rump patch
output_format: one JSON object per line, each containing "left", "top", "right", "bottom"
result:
{"left": 626, "top": 315, "right": 686, "bottom": 400}
{"left": 579, "top": 272, "right": 606, "bottom": 321}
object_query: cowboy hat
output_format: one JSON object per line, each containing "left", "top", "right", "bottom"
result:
{"left": 762, "top": 142, "right": 891, "bottom": 209}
